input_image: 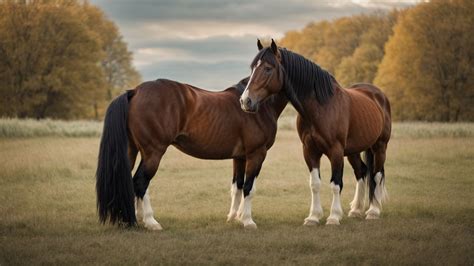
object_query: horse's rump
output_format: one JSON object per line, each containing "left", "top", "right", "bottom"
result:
{"left": 344, "top": 84, "right": 390, "bottom": 154}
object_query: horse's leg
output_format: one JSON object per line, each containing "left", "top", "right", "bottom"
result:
{"left": 302, "top": 145, "right": 323, "bottom": 226}
{"left": 227, "top": 158, "right": 245, "bottom": 222}
{"left": 326, "top": 146, "right": 345, "bottom": 225}
{"left": 136, "top": 189, "right": 162, "bottom": 230}
{"left": 128, "top": 141, "right": 143, "bottom": 221}
{"left": 237, "top": 151, "right": 266, "bottom": 229}
{"left": 128, "top": 140, "right": 139, "bottom": 171}
{"left": 347, "top": 154, "right": 367, "bottom": 218}
{"left": 133, "top": 147, "right": 166, "bottom": 230}
{"left": 366, "top": 143, "right": 388, "bottom": 220}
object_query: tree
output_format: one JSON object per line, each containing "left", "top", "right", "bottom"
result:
{"left": 0, "top": 0, "right": 140, "bottom": 119}
{"left": 280, "top": 12, "right": 399, "bottom": 85}
{"left": 335, "top": 11, "right": 399, "bottom": 87}
{"left": 336, "top": 44, "right": 383, "bottom": 87}
{"left": 374, "top": 0, "right": 474, "bottom": 121}
{"left": 81, "top": 3, "right": 141, "bottom": 118}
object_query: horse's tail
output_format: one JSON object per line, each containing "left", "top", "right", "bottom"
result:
{"left": 96, "top": 90, "right": 137, "bottom": 227}
{"left": 364, "top": 149, "right": 375, "bottom": 201}
{"left": 364, "top": 149, "right": 388, "bottom": 204}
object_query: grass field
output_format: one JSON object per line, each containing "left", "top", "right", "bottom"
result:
{"left": 0, "top": 121, "right": 473, "bottom": 265}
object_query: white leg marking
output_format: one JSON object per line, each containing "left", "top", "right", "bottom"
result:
{"left": 326, "top": 182, "right": 343, "bottom": 225}
{"left": 140, "top": 190, "right": 163, "bottom": 230}
{"left": 239, "top": 182, "right": 257, "bottom": 229}
{"left": 227, "top": 182, "right": 243, "bottom": 222}
{"left": 304, "top": 168, "right": 323, "bottom": 226}
{"left": 135, "top": 196, "right": 144, "bottom": 223}
{"left": 348, "top": 178, "right": 366, "bottom": 218}
{"left": 366, "top": 172, "right": 388, "bottom": 220}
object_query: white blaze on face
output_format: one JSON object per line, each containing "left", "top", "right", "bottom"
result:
{"left": 241, "top": 60, "right": 262, "bottom": 103}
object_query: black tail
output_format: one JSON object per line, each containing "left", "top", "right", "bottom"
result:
{"left": 96, "top": 90, "right": 136, "bottom": 226}
{"left": 364, "top": 149, "right": 375, "bottom": 202}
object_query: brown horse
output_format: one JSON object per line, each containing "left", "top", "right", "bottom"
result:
{"left": 96, "top": 77, "right": 288, "bottom": 229}
{"left": 241, "top": 39, "right": 391, "bottom": 225}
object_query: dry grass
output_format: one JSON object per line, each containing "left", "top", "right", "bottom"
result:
{"left": 1, "top": 117, "right": 474, "bottom": 139}
{"left": 0, "top": 127, "right": 473, "bottom": 265}
{"left": 0, "top": 118, "right": 102, "bottom": 138}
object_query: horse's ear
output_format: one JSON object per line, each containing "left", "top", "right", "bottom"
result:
{"left": 257, "top": 39, "right": 263, "bottom": 50}
{"left": 271, "top": 39, "right": 278, "bottom": 54}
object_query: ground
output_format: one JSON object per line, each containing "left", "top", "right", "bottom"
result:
{"left": 0, "top": 128, "right": 473, "bottom": 265}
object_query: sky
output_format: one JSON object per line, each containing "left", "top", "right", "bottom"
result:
{"left": 90, "top": 0, "right": 419, "bottom": 90}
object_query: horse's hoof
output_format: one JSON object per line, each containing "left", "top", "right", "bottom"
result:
{"left": 145, "top": 222, "right": 163, "bottom": 231}
{"left": 348, "top": 210, "right": 363, "bottom": 218}
{"left": 227, "top": 213, "right": 237, "bottom": 222}
{"left": 326, "top": 218, "right": 340, "bottom": 225}
{"left": 365, "top": 213, "right": 380, "bottom": 220}
{"left": 303, "top": 219, "right": 319, "bottom": 226}
{"left": 243, "top": 221, "right": 257, "bottom": 230}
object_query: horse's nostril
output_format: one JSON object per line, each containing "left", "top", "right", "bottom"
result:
{"left": 245, "top": 98, "right": 251, "bottom": 106}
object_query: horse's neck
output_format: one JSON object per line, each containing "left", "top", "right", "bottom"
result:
{"left": 264, "top": 91, "right": 289, "bottom": 119}
{"left": 301, "top": 81, "right": 344, "bottom": 113}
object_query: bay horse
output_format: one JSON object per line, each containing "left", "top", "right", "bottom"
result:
{"left": 96, "top": 77, "right": 288, "bottom": 229}
{"left": 240, "top": 39, "right": 391, "bottom": 225}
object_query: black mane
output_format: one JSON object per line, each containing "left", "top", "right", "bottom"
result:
{"left": 251, "top": 47, "right": 335, "bottom": 110}
{"left": 233, "top": 77, "right": 249, "bottom": 95}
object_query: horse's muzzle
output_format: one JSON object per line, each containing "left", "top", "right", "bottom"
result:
{"left": 240, "top": 97, "right": 258, "bottom": 113}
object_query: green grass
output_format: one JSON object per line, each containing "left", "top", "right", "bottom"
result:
{"left": 0, "top": 125, "right": 473, "bottom": 265}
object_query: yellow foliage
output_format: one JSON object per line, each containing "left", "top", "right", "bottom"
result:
{"left": 374, "top": 0, "right": 474, "bottom": 121}
{"left": 280, "top": 11, "right": 398, "bottom": 86}
{"left": 0, "top": 0, "right": 141, "bottom": 119}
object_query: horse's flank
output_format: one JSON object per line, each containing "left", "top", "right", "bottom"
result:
{"left": 127, "top": 78, "right": 287, "bottom": 160}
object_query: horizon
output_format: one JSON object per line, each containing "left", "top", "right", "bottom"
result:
{"left": 90, "top": 0, "right": 419, "bottom": 90}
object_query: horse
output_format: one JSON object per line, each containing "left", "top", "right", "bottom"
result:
{"left": 96, "top": 77, "right": 289, "bottom": 230}
{"left": 240, "top": 39, "right": 391, "bottom": 225}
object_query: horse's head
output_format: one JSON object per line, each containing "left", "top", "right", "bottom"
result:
{"left": 240, "top": 39, "right": 284, "bottom": 113}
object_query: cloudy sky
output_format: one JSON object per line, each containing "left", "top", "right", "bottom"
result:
{"left": 90, "top": 0, "right": 418, "bottom": 90}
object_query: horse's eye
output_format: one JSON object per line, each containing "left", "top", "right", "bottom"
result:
{"left": 264, "top": 66, "right": 272, "bottom": 73}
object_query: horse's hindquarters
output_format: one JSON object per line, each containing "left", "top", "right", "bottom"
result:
{"left": 345, "top": 89, "right": 386, "bottom": 154}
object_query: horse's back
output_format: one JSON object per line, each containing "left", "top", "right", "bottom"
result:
{"left": 349, "top": 83, "right": 390, "bottom": 113}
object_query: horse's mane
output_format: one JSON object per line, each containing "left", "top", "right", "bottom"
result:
{"left": 250, "top": 47, "right": 335, "bottom": 109}
{"left": 232, "top": 77, "right": 249, "bottom": 95}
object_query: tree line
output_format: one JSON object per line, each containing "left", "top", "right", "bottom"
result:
{"left": 280, "top": 0, "right": 473, "bottom": 121}
{"left": 1, "top": 0, "right": 472, "bottom": 121}
{"left": 0, "top": 0, "right": 140, "bottom": 119}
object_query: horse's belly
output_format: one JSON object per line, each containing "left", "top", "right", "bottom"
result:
{"left": 172, "top": 135, "right": 241, "bottom": 160}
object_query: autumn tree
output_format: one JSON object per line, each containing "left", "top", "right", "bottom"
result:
{"left": 280, "top": 12, "right": 399, "bottom": 87}
{"left": 335, "top": 11, "right": 399, "bottom": 87}
{"left": 374, "top": 0, "right": 474, "bottom": 121}
{"left": 0, "top": 0, "right": 140, "bottom": 119}
{"left": 82, "top": 4, "right": 141, "bottom": 118}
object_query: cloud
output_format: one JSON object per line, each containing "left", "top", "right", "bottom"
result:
{"left": 90, "top": 0, "right": 419, "bottom": 89}
{"left": 141, "top": 60, "right": 250, "bottom": 90}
